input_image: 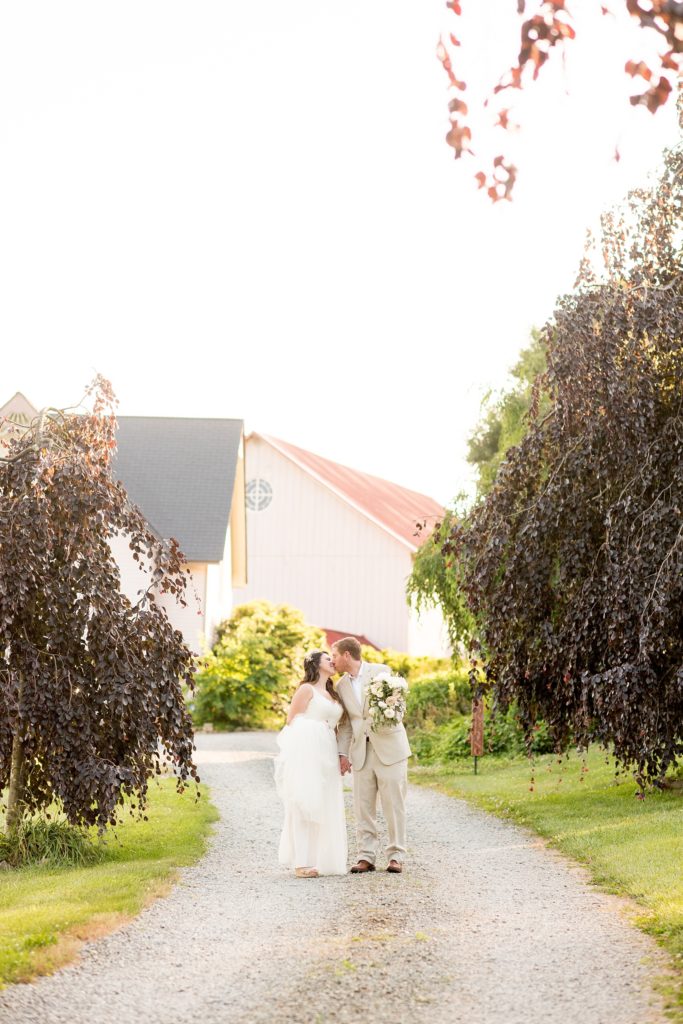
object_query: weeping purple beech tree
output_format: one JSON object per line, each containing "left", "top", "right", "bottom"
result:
{"left": 440, "top": 122, "right": 683, "bottom": 783}
{"left": 0, "top": 378, "right": 198, "bottom": 833}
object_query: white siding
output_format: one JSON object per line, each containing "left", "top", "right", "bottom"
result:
{"left": 109, "top": 532, "right": 207, "bottom": 655}
{"left": 241, "top": 437, "right": 423, "bottom": 651}
{"left": 203, "top": 520, "right": 235, "bottom": 648}
{"left": 408, "top": 604, "right": 451, "bottom": 659}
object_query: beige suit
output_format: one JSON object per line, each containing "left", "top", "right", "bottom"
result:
{"left": 336, "top": 662, "right": 411, "bottom": 865}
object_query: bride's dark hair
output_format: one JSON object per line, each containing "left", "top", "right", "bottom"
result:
{"left": 299, "top": 650, "right": 342, "bottom": 706}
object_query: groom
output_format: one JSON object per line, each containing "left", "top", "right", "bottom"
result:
{"left": 331, "top": 637, "right": 411, "bottom": 874}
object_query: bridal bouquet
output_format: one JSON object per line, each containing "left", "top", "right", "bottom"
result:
{"left": 367, "top": 672, "right": 408, "bottom": 731}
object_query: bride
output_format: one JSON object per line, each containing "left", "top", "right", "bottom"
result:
{"left": 275, "top": 650, "right": 348, "bottom": 877}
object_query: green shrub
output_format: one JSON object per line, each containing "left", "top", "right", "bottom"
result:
{"left": 408, "top": 728, "right": 439, "bottom": 762}
{"left": 360, "top": 646, "right": 450, "bottom": 681}
{"left": 192, "top": 601, "right": 325, "bottom": 729}
{"left": 0, "top": 818, "right": 102, "bottom": 868}
{"left": 407, "top": 672, "right": 471, "bottom": 728}
{"left": 410, "top": 704, "right": 555, "bottom": 765}
{"left": 410, "top": 716, "right": 471, "bottom": 763}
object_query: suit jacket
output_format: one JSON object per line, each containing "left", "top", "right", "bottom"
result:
{"left": 336, "top": 661, "right": 412, "bottom": 771}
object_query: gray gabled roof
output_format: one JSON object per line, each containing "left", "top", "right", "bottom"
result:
{"left": 113, "top": 416, "right": 243, "bottom": 562}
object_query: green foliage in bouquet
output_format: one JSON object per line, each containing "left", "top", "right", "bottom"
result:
{"left": 192, "top": 602, "right": 325, "bottom": 729}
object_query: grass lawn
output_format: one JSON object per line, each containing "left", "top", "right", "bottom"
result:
{"left": 0, "top": 779, "right": 218, "bottom": 988}
{"left": 411, "top": 747, "right": 683, "bottom": 1014}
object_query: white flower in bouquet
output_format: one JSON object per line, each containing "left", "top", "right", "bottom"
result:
{"left": 366, "top": 672, "right": 408, "bottom": 731}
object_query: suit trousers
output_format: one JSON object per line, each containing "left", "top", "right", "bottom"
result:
{"left": 353, "top": 741, "right": 408, "bottom": 864}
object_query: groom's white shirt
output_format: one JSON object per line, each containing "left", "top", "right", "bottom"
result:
{"left": 349, "top": 661, "right": 364, "bottom": 707}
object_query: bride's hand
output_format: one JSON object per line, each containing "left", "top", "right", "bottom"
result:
{"left": 338, "top": 755, "right": 352, "bottom": 775}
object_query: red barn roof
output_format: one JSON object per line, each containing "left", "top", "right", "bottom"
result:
{"left": 252, "top": 433, "right": 444, "bottom": 550}
{"left": 323, "top": 629, "right": 381, "bottom": 651}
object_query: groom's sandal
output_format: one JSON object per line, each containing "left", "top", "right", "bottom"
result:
{"left": 386, "top": 860, "right": 403, "bottom": 873}
{"left": 350, "top": 860, "right": 376, "bottom": 873}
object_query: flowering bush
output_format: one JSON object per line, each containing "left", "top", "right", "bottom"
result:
{"left": 193, "top": 602, "right": 324, "bottom": 729}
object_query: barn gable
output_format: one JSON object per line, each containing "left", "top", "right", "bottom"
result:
{"left": 252, "top": 433, "right": 444, "bottom": 551}
{"left": 242, "top": 433, "right": 448, "bottom": 654}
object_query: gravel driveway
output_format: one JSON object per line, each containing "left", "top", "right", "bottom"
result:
{"left": 0, "top": 731, "right": 667, "bottom": 1024}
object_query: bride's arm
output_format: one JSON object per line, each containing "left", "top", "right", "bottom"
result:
{"left": 286, "top": 684, "right": 314, "bottom": 724}
{"left": 336, "top": 715, "right": 352, "bottom": 775}
{"left": 337, "top": 712, "right": 352, "bottom": 758}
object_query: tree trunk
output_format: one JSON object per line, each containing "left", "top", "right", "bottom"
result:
{"left": 5, "top": 673, "right": 27, "bottom": 834}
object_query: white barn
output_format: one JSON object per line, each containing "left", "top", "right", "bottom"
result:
{"left": 242, "top": 433, "right": 449, "bottom": 656}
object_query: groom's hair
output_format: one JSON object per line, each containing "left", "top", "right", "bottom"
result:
{"left": 332, "top": 637, "right": 362, "bottom": 660}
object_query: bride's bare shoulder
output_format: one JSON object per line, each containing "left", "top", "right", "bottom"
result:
{"left": 287, "top": 683, "right": 314, "bottom": 723}
{"left": 292, "top": 683, "right": 314, "bottom": 700}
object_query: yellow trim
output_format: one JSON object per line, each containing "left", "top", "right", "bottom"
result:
{"left": 230, "top": 433, "right": 247, "bottom": 586}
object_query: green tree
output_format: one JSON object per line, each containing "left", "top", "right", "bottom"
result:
{"left": 193, "top": 601, "right": 325, "bottom": 729}
{"left": 467, "top": 331, "right": 548, "bottom": 496}
{"left": 407, "top": 504, "right": 475, "bottom": 652}
{"left": 409, "top": 335, "right": 547, "bottom": 650}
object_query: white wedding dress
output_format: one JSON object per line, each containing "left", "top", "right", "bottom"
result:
{"left": 274, "top": 690, "right": 348, "bottom": 875}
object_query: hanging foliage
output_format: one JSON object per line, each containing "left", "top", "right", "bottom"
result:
{"left": 0, "top": 378, "right": 199, "bottom": 833}
{"left": 438, "top": 3, "right": 682, "bottom": 199}
{"left": 441, "top": 125, "right": 683, "bottom": 781}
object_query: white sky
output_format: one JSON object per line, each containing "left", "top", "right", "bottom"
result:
{"left": 0, "top": 1, "right": 678, "bottom": 505}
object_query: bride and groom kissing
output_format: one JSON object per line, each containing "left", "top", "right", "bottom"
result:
{"left": 274, "top": 637, "right": 411, "bottom": 878}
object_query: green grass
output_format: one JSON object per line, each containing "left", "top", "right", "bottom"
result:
{"left": 411, "top": 747, "right": 683, "bottom": 1014}
{"left": 0, "top": 779, "right": 218, "bottom": 987}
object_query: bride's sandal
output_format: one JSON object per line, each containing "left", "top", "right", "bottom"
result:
{"left": 295, "top": 867, "right": 319, "bottom": 878}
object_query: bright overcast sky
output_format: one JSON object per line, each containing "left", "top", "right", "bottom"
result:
{"left": 0, "top": 1, "right": 678, "bottom": 505}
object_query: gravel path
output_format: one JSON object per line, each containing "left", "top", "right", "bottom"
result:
{"left": 0, "top": 732, "right": 668, "bottom": 1024}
